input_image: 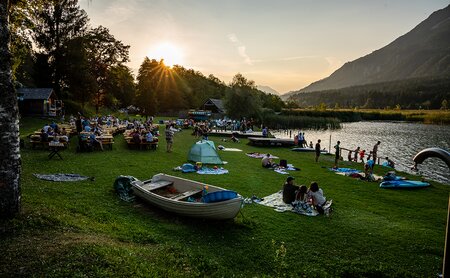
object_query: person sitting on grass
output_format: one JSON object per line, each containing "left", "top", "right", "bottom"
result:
{"left": 307, "top": 182, "right": 327, "bottom": 214}
{"left": 282, "top": 176, "right": 299, "bottom": 204}
{"left": 364, "top": 159, "right": 375, "bottom": 181}
{"left": 385, "top": 157, "right": 395, "bottom": 168}
{"left": 295, "top": 185, "right": 308, "bottom": 203}
{"left": 261, "top": 153, "right": 275, "bottom": 168}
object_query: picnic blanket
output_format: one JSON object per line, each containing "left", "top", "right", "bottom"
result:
{"left": 273, "top": 164, "right": 299, "bottom": 175}
{"left": 197, "top": 167, "right": 229, "bottom": 175}
{"left": 33, "top": 173, "right": 90, "bottom": 182}
{"left": 221, "top": 148, "right": 243, "bottom": 152}
{"left": 329, "top": 167, "right": 360, "bottom": 173}
{"left": 257, "top": 190, "right": 319, "bottom": 216}
{"left": 329, "top": 168, "right": 383, "bottom": 181}
{"left": 246, "top": 152, "right": 279, "bottom": 159}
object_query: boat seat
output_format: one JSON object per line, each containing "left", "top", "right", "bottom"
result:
{"left": 171, "top": 189, "right": 203, "bottom": 201}
{"left": 141, "top": 180, "right": 173, "bottom": 191}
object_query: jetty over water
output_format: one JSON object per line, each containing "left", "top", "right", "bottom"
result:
{"left": 209, "top": 130, "right": 267, "bottom": 138}
{"left": 248, "top": 137, "right": 295, "bottom": 147}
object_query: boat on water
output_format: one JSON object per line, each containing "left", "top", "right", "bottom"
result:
{"left": 131, "top": 173, "right": 243, "bottom": 220}
{"left": 379, "top": 180, "right": 430, "bottom": 189}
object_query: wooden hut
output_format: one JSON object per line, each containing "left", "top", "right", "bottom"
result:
{"left": 18, "top": 88, "right": 63, "bottom": 116}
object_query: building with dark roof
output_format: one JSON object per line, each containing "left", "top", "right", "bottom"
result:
{"left": 201, "top": 98, "right": 226, "bottom": 114}
{"left": 17, "top": 88, "right": 63, "bottom": 116}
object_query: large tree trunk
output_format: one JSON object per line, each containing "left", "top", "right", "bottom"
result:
{"left": 0, "top": 0, "right": 21, "bottom": 218}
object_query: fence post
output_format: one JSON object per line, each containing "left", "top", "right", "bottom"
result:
{"left": 329, "top": 134, "right": 331, "bottom": 154}
{"left": 443, "top": 195, "right": 450, "bottom": 276}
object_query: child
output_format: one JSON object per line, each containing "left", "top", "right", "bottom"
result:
{"left": 307, "top": 182, "right": 326, "bottom": 214}
{"left": 293, "top": 185, "right": 312, "bottom": 213}
{"left": 295, "top": 185, "right": 308, "bottom": 203}
{"left": 347, "top": 150, "right": 352, "bottom": 161}
{"left": 359, "top": 149, "right": 366, "bottom": 163}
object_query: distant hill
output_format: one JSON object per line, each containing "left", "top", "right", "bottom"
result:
{"left": 292, "top": 4, "right": 450, "bottom": 94}
{"left": 288, "top": 76, "right": 450, "bottom": 109}
{"left": 257, "top": 85, "right": 280, "bottom": 95}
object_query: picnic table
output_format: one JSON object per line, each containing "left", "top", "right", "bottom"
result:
{"left": 48, "top": 141, "right": 65, "bottom": 160}
{"left": 79, "top": 132, "right": 115, "bottom": 150}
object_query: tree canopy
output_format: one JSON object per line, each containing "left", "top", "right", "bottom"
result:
{"left": 10, "top": 0, "right": 286, "bottom": 117}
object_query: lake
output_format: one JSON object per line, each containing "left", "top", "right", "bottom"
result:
{"left": 272, "top": 121, "right": 450, "bottom": 184}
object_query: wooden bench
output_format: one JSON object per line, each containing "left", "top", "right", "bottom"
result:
{"left": 29, "top": 137, "right": 50, "bottom": 149}
{"left": 140, "top": 141, "right": 158, "bottom": 150}
{"left": 141, "top": 180, "right": 173, "bottom": 191}
{"left": 171, "top": 189, "right": 203, "bottom": 201}
{"left": 126, "top": 139, "right": 157, "bottom": 150}
{"left": 101, "top": 140, "right": 114, "bottom": 150}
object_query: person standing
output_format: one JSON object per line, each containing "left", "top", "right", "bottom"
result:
{"left": 334, "top": 141, "right": 341, "bottom": 168}
{"left": 165, "top": 124, "right": 175, "bottom": 153}
{"left": 262, "top": 126, "right": 268, "bottom": 138}
{"left": 315, "top": 139, "right": 321, "bottom": 162}
{"left": 359, "top": 149, "right": 366, "bottom": 164}
{"left": 354, "top": 147, "right": 360, "bottom": 162}
{"left": 372, "top": 141, "right": 381, "bottom": 168}
{"left": 298, "top": 132, "right": 304, "bottom": 147}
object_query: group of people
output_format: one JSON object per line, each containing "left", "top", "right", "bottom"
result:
{"left": 283, "top": 176, "right": 328, "bottom": 214}
{"left": 73, "top": 114, "right": 125, "bottom": 134}
{"left": 294, "top": 131, "right": 308, "bottom": 147}
{"left": 193, "top": 123, "right": 211, "bottom": 140}
{"left": 39, "top": 122, "right": 69, "bottom": 143}
{"left": 213, "top": 117, "right": 255, "bottom": 133}
{"left": 129, "top": 128, "right": 159, "bottom": 144}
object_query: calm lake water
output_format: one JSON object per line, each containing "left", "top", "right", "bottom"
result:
{"left": 273, "top": 122, "right": 450, "bottom": 184}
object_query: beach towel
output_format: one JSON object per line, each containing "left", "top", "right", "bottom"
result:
{"left": 246, "top": 152, "right": 279, "bottom": 159}
{"left": 33, "top": 173, "right": 90, "bottom": 182}
{"left": 331, "top": 168, "right": 383, "bottom": 181}
{"left": 197, "top": 167, "right": 229, "bottom": 175}
{"left": 258, "top": 190, "right": 319, "bottom": 216}
{"left": 329, "top": 168, "right": 360, "bottom": 173}
{"left": 273, "top": 164, "right": 299, "bottom": 175}
{"left": 221, "top": 148, "right": 243, "bottom": 152}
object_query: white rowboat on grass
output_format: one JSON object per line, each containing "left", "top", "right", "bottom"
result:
{"left": 131, "top": 173, "right": 243, "bottom": 220}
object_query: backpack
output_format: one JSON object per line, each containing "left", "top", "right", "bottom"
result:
{"left": 182, "top": 163, "right": 196, "bottom": 173}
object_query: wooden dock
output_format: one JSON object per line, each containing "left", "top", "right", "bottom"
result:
{"left": 208, "top": 130, "right": 267, "bottom": 138}
{"left": 248, "top": 137, "right": 295, "bottom": 147}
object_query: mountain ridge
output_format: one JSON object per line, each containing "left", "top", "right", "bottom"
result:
{"left": 257, "top": 85, "right": 280, "bottom": 95}
{"left": 291, "top": 4, "right": 450, "bottom": 94}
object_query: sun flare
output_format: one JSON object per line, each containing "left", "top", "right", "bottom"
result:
{"left": 148, "top": 42, "right": 184, "bottom": 67}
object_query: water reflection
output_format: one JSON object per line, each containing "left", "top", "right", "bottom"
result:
{"left": 273, "top": 122, "right": 450, "bottom": 184}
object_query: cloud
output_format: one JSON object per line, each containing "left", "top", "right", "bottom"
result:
{"left": 324, "top": 56, "right": 343, "bottom": 70}
{"left": 227, "top": 33, "right": 253, "bottom": 65}
{"left": 280, "top": 55, "right": 318, "bottom": 61}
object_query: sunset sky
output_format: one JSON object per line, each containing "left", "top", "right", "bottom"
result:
{"left": 79, "top": 0, "right": 449, "bottom": 94}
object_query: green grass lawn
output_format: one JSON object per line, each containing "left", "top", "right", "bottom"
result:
{"left": 1, "top": 117, "right": 449, "bottom": 277}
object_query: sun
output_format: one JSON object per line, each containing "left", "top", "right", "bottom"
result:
{"left": 148, "top": 42, "right": 184, "bottom": 67}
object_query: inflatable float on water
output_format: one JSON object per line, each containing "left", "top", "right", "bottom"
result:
{"left": 412, "top": 147, "right": 450, "bottom": 170}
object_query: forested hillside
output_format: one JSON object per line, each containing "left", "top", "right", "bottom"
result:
{"left": 11, "top": 0, "right": 284, "bottom": 118}
{"left": 288, "top": 76, "right": 450, "bottom": 109}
